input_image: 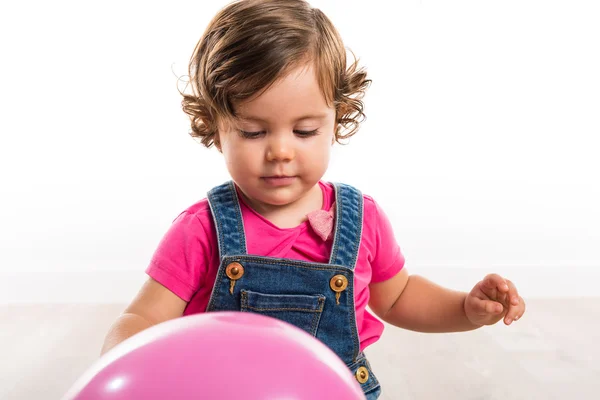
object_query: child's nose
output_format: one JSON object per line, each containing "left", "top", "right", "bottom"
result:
{"left": 266, "top": 135, "right": 295, "bottom": 162}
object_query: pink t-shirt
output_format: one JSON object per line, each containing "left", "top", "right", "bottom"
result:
{"left": 146, "top": 181, "right": 404, "bottom": 351}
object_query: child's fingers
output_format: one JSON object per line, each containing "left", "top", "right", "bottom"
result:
{"left": 480, "top": 273, "right": 509, "bottom": 300}
{"left": 504, "top": 291, "right": 526, "bottom": 325}
{"left": 517, "top": 298, "right": 526, "bottom": 320}
{"left": 471, "top": 296, "right": 505, "bottom": 316}
{"left": 506, "top": 279, "right": 521, "bottom": 307}
{"left": 503, "top": 280, "right": 521, "bottom": 325}
{"left": 504, "top": 300, "right": 523, "bottom": 324}
{"left": 483, "top": 274, "right": 509, "bottom": 292}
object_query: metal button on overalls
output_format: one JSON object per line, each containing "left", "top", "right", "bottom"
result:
{"left": 226, "top": 262, "right": 244, "bottom": 294}
{"left": 356, "top": 366, "right": 369, "bottom": 384}
{"left": 330, "top": 274, "right": 348, "bottom": 305}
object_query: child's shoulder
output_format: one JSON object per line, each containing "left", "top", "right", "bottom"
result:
{"left": 182, "top": 197, "right": 211, "bottom": 214}
{"left": 361, "top": 192, "right": 381, "bottom": 221}
{"left": 171, "top": 197, "right": 213, "bottom": 227}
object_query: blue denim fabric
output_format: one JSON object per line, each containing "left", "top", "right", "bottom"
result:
{"left": 206, "top": 181, "right": 381, "bottom": 398}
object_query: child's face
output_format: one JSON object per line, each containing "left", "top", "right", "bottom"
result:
{"left": 217, "top": 63, "right": 336, "bottom": 210}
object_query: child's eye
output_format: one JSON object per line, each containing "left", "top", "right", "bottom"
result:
{"left": 239, "top": 130, "right": 266, "bottom": 139}
{"left": 294, "top": 129, "right": 319, "bottom": 137}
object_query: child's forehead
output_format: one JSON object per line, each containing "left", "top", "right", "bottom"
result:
{"left": 236, "top": 112, "right": 330, "bottom": 124}
{"left": 230, "top": 63, "right": 334, "bottom": 121}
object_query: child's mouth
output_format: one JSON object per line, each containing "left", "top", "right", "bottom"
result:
{"left": 262, "top": 176, "right": 297, "bottom": 186}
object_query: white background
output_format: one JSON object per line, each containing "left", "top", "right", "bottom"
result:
{"left": 1, "top": 0, "right": 598, "bottom": 303}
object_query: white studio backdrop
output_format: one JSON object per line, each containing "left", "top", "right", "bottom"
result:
{"left": 0, "top": 0, "right": 598, "bottom": 303}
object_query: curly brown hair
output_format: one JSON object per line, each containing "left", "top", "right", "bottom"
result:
{"left": 180, "top": 0, "right": 371, "bottom": 148}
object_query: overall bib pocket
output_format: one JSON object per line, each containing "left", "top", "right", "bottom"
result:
{"left": 240, "top": 290, "right": 326, "bottom": 336}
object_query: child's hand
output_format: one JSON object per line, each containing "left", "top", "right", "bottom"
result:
{"left": 464, "top": 273, "right": 526, "bottom": 327}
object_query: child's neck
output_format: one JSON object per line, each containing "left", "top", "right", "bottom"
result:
{"left": 241, "top": 184, "right": 323, "bottom": 229}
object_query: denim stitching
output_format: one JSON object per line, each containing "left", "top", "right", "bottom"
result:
{"left": 207, "top": 261, "right": 230, "bottom": 312}
{"left": 206, "top": 191, "right": 226, "bottom": 311}
{"left": 227, "top": 181, "right": 247, "bottom": 254}
{"left": 206, "top": 181, "right": 248, "bottom": 311}
{"left": 207, "top": 192, "right": 224, "bottom": 261}
{"left": 240, "top": 290, "right": 248, "bottom": 309}
{"left": 329, "top": 183, "right": 342, "bottom": 265}
{"left": 221, "top": 256, "right": 353, "bottom": 272}
{"left": 340, "top": 184, "right": 363, "bottom": 361}
{"left": 241, "top": 291, "right": 325, "bottom": 312}
{"left": 329, "top": 183, "right": 364, "bottom": 362}
{"left": 245, "top": 306, "right": 322, "bottom": 312}
{"left": 310, "top": 297, "right": 325, "bottom": 335}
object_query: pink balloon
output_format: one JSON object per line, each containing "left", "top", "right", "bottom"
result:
{"left": 63, "top": 312, "right": 366, "bottom": 399}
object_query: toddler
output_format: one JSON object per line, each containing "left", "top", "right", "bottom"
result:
{"left": 102, "top": 1, "right": 526, "bottom": 398}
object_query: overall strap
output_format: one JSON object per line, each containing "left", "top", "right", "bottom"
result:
{"left": 329, "top": 183, "right": 364, "bottom": 270}
{"left": 207, "top": 181, "right": 247, "bottom": 257}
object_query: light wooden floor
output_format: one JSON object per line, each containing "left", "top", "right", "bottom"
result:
{"left": 1, "top": 298, "right": 598, "bottom": 399}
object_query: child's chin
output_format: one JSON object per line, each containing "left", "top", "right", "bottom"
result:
{"left": 260, "top": 189, "right": 304, "bottom": 205}
{"left": 262, "top": 193, "right": 298, "bottom": 206}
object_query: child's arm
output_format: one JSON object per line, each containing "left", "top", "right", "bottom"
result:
{"left": 369, "top": 269, "right": 525, "bottom": 332}
{"left": 100, "top": 278, "right": 187, "bottom": 355}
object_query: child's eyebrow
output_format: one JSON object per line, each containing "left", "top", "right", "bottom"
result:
{"left": 237, "top": 113, "right": 329, "bottom": 122}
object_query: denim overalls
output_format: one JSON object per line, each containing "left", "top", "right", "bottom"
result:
{"left": 205, "top": 181, "right": 381, "bottom": 399}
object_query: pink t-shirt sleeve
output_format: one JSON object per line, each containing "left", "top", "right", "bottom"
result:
{"left": 368, "top": 197, "right": 405, "bottom": 283}
{"left": 145, "top": 209, "right": 213, "bottom": 302}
